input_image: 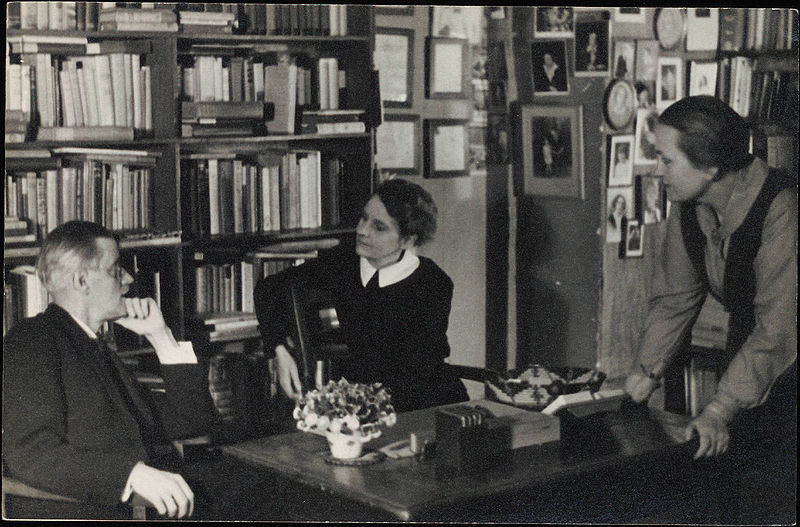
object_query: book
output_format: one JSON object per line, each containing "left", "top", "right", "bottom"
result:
{"left": 541, "top": 389, "right": 627, "bottom": 417}
{"left": 265, "top": 62, "right": 297, "bottom": 134}
{"left": 182, "top": 101, "right": 265, "bottom": 122}
{"left": 85, "top": 40, "right": 152, "bottom": 55}
{"left": 98, "top": 7, "right": 177, "bottom": 23}
{"left": 98, "top": 21, "right": 179, "bottom": 32}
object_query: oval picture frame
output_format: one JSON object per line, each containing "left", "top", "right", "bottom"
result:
{"left": 654, "top": 8, "right": 687, "bottom": 51}
{"left": 603, "top": 78, "right": 637, "bottom": 131}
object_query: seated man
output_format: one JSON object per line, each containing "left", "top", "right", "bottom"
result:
{"left": 3, "top": 221, "right": 213, "bottom": 519}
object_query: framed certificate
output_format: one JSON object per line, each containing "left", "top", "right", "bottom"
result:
{"left": 603, "top": 79, "right": 637, "bottom": 131}
{"left": 424, "top": 119, "right": 469, "bottom": 178}
{"left": 374, "top": 28, "right": 414, "bottom": 108}
{"left": 654, "top": 8, "right": 687, "bottom": 50}
{"left": 375, "top": 114, "right": 420, "bottom": 176}
{"left": 426, "top": 37, "right": 470, "bottom": 99}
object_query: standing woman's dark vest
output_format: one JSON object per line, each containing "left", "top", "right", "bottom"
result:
{"left": 680, "top": 167, "right": 796, "bottom": 367}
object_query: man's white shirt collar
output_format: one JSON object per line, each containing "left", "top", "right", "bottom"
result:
{"left": 67, "top": 311, "right": 99, "bottom": 340}
{"left": 360, "top": 249, "right": 420, "bottom": 288}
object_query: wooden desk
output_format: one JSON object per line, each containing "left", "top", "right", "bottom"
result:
{"left": 220, "top": 402, "right": 708, "bottom": 522}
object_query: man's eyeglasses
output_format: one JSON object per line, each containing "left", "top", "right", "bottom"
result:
{"left": 94, "top": 262, "right": 128, "bottom": 282}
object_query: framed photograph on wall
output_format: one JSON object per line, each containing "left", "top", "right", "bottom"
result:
{"left": 426, "top": 37, "right": 470, "bottom": 99}
{"left": 634, "top": 107, "right": 659, "bottom": 166}
{"left": 637, "top": 174, "right": 665, "bottom": 224}
{"left": 614, "top": 7, "right": 645, "bottom": 24}
{"left": 603, "top": 78, "right": 637, "bottom": 131}
{"left": 374, "top": 28, "right": 414, "bottom": 108}
{"left": 635, "top": 40, "right": 659, "bottom": 82}
{"left": 606, "top": 186, "right": 634, "bottom": 243}
{"left": 689, "top": 60, "right": 718, "bottom": 96}
{"left": 375, "top": 114, "right": 420, "bottom": 176}
{"left": 608, "top": 134, "right": 635, "bottom": 187}
{"left": 624, "top": 220, "right": 644, "bottom": 257}
{"left": 375, "top": 5, "right": 413, "bottom": 16}
{"left": 575, "top": 18, "right": 610, "bottom": 77}
{"left": 533, "top": 7, "right": 574, "bottom": 38}
{"left": 424, "top": 119, "right": 469, "bottom": 178}
{"left": 613, "top": 40, "right": 636, "bottom": 81}
{"left": 656, "top": 56, "right": 683, "bottom": 110}
{"left": 520, "top": 104, "right": 584, "bottom": 199}
{"left": 431, "top": 5, "right": 483, "bottom": 45}
{"left": 531, "top": 40, "right": 570, "bottom": 96}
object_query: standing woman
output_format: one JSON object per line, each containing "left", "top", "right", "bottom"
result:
{"left": 254, "top": 178, "right": 468, "bottom": 413}
{"left": 624, "top": 96, "right": 796, "bottom": 521}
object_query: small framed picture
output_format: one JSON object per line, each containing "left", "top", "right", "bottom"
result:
{"left": 426, "top": 37, "right": 470, "bottom": 99}
{"left": 606, "top": 186, "right": 634, "bottom": 243}
{"left": 575, "top": 18, "right": 610, "bottom": 77}
{"left": 424, "top": 119, "right": 469, "bottom": 178}
{"left": 520, "top": 104, "right": 584, "bottom": 199}
{"left": 624, "top": 220, "right": 644, "bottom": 257}
{"left": 637, "top": 174, "right": 665, "bottom": 224}
{"left": 635, "top": 40, "right": 659, "bottom": 82}
{"left": 531, "top": 40, "right": 570, "bottom": 96}
{"left": 374, "top": 28, "right": 414, "bottom": 108}
{"left": 533, "top": 7, "right": 575, "bottom": 38}
{"left": 614, "top": 7, "right": 645, "bottom": 24}
{"left": 375, "top": 5, "right": 414, "bottom": 16}
{"left": 431, "top": 6, "right": 483, "bottom": 45}
{"left": 603, "top": 79, "right": 637, "bottom": 131}
{"left": 613, "top": 40, "right": 636, "bottom": 81}
{"left": 656, "top": 56, "right": 683, "bottom": 110}
{"left": 608, "top": 135, "right": 635, "bottom": 187}
{"left": 634, "top": 80, "right": 656, "bottom": 109}
{"left": 634, "top": 107, "right": 659, "bottom": 166}
{"left": 375, "top": 114, "right": 420, "bottom": 176}
{"left": 689, "top": 61, "right": 718, "bottom": 97}
{"left": 654, "top": 8, "right": 687, "bottom": 51}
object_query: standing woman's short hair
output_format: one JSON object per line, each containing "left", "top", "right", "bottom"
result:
{"left": 36, "top": 221, "right": 116, "bottom": 292}
{"left": 657, "top": 95, "right": 752, "bottom": 178}
{"left": 375, "top": 178, "right": 437, "bottom": 246}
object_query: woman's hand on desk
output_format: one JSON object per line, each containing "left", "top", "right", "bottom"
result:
{"left": 275, "top": 343, "right": 303, "bottom": 399}
{"left": 685, "top": 406, "right": 730, "bottom": 460}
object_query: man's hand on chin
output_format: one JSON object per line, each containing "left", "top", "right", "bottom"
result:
{"left": 113, "top": 298, "right": 168, "bottom": 338}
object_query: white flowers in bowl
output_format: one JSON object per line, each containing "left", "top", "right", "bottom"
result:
{"left": 293, "top": 378, "right": 397, "bottom": 438}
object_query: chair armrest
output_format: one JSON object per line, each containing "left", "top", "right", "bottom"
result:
{"left": 2, "top": 476, "right": 78, "bottom": 503}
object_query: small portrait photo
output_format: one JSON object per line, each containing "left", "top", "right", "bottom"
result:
{"left": 689, "top": 61, "right": 718, "bottom": 97}
{"left": 613, "top": 40, "right": 636, "bottom": 81}
{"left": 656, "top": 56, "right": 683, "bottom": 110}
{"left": 534, "top": 7, "right": 574, "bottom": 38}
{"left": 638, "top": 175, "right": 665, "bottom": 224}
{"left": 606, "top": 186, "right": 634, "bottom": 243}
{"left": 531, "top": 40, "right": 570, "bottom": 95}
{"left": 488, "top": 81, "right": 507, "bottom": 109}
{"left": 608, "top": 135, "right": 635, "bottom": 187}
{"left": 634, "top": 107, "right": 659, "bottom": 166}
{"left": 634, "top": 80, "right": 656, "bottom": 109}
{"left": 625, "top": 220, "right": 644, "bottom": 257}
{"left": 635, "top": 40, "right": 659, "bottom": 82}
{"left": 531, "top": 116, "right": 572, "bottom": 179}
{"left": 575, "top": 18, "right": 610, "bottom": 76}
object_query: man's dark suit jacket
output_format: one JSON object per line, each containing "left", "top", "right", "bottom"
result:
{"left": 2, "top": 303, "right": 213, "bottom": 507}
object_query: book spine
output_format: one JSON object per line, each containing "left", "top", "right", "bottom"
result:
{"left": 208, "top": 159, "right": 220, "bottom": 235}
{"left": 232, "top": 159, "right": 244, "bottom": 234}
{"left": 94, "top": 55, "right": 116, "bottom": 126}
{"left": 142, "top": 65, "right": 152, "bottom": 130}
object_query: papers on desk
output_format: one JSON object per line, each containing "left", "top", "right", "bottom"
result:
{"left": 541, "top": 388, "right": 626, "bottom": 417}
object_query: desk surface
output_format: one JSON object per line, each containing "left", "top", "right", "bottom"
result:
{"left": 221, "top": 401, "right": 696, "bottom": 521}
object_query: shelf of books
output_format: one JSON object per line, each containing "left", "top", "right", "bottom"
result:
{"left": 5, "top": 3, "right": 377, "bottom": 352}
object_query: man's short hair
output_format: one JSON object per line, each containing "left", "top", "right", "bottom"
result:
{"left": 36, "top": 221, "right": 117, "bottom": 293}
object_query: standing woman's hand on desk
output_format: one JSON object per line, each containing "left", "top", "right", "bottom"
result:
{"left": 275, "top": 341, "right": 303, "bottom": 399}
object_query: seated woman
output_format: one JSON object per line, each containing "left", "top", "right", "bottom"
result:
{"left": 254, "top": 178, "right": 468, "bottom": 413}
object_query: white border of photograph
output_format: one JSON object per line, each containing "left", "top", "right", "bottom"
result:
{"left": 608, "top": 135, "right": 635, "bottom": 187}
{"left": 624, "top": 220, "right": 644, "bottom": 257}
{"left": 533, "top": 7, "right": 575, "bottom": 38}
{"left": 606, "top": 186, "right": 634, "bottom": 243}
{"left": 614, "top": 7, "right": 646, "bottom": 23}
{"left": 688, "top": 61, "right": 718, "bottom": 97}
{"left": 633, "top": 107, "right": 659, "bottom": 166}
{"left": 656, "top": 56, "right": 683, "bottom": 111}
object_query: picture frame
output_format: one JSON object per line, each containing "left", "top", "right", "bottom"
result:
{"left": 614, "top": 7, "right": 645, "bottom": 24}
{"left": 426, "top": 37, "right": 470, "bottom": 99}
{"left": 637, "top": 174, "right": 665, "bottom": 224}
{"left": 635, "top": 80, "right": 656, "bottom": 109}
{"left": 606, "top": 186, "right": 634, "bottom": 243}
{"left": 686, "top": 8, "right": 719, "bottom": 51}
{"left": 375, "top": 5, "right": 414, "bottom": 16}
{"left": 520, "top": 104, "right": 584, "bottom": 199}
{"left": 375, "top": 114, "right": 421, "bottom": 176}
{"left": 374, "top": 28, "right": 414, "bottom": 108}
{"left": 424, "top": 119, "right": 469, "bottom": 178}
{"left": 634, "top": 107, "right": 659, "bottom": 166}
{"left": 608, "top": 134, "right": 635, "bottom": 187}
{"left": 531, "top": 40, "right": 570, "bottom": 96}
{"left": 689, "top": 60, "right": 718, "bottom": 97}
{"left": 533, "top": 7, "right": 575, "bottom": 38}
{"left": 635, "top": 39, "right": 659, "bottom": 82}
{"left": 431, "top": 6, "right": 483, "bottom": 45}
{"left": 654, "top": 8, "right": 687, "bottom": 51}
{"left": 656, "top": 56, "right": 683, "bottom": 110}
{"left": 603, "top": 79, "right": 637, "bottom": 131}
{"left": 612, "top": 40, "right": 636, "bottom": 81}
{"left": 624, "top": 220, "right": 644, "bottom": 257}
{"left": 575, "top": 18, "right": 610, "bottom": 77}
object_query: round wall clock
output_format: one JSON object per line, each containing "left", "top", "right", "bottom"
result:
{"left": 603, "top": 79, "right": 637, "bottom": 130}
{"left": 654, "top": 8, "right": 687, "bottom": 50}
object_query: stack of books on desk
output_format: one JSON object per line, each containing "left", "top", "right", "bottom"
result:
{"left": 192, "top": 311, "right": 260, "bottom": 342}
